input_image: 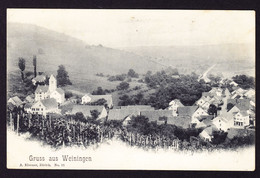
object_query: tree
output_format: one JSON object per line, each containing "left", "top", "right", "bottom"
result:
{"left": 88, "top": 98, "right": 107, "bottom": 106}
{"left": 74, "top": 112, "right": 86, "bottom": 123}
{"left": 18, "top": 58, "right": 26, "bottom": 81}
{"left": 33, "top": 55, "right": 37, "bottom": 77}
{"left": 211, "top": 131, "right": 227, "bottom": 145}
{"left": 65, "top": 91, "right": 73, "bottom": 99}
{"left": 90, "top": 110, "right": 100, "bottom": 120}
{"left": 126, "top": 115, "right": 150, "bottom": 135}
{"left": 128, "top": 69, "right": 139, "bottom": 78}
{"left": 208, "top": 104, "right": 218, "bottom": 115}
{"left": 56, "top": 65, "right": 72, "bottom": 87}
{"left": 116, "top": 82, "right": 130, "bottom": 90}
{"left": 232, "top": 75, "right": 255, "bottom": 89}
{"left": 92, "top": 87, "right": 106, "bottom": 95}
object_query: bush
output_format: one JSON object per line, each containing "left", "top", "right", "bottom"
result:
{"left": 65, "top": 91, "right": 73, "bottom": 99}
{"left": 116, "top": 82, "right": 130, "bottom": 90}
{"left": 127, "top": 69, "right": 139, "bottom": 78}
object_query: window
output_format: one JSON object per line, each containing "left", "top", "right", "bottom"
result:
{"left": 36, "top": 108, "right": 39, "bottom": 111}
{"left": 32, "top": 108, "right": 35, "bottom": 111}
{"left": 41, "top": 108, "right": 43, "bottom": 111}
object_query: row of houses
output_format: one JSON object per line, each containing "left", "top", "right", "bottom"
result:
{"left": 7, "top": 76, "right": 255, "bottom": 143}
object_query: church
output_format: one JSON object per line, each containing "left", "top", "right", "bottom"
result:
{"left": 35, "top": 74, "right": 65, "bottom": 104}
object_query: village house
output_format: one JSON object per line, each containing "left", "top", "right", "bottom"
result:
{"left": 231, "top": 88, "right": 246, "bottom": 98}
{"left": 209, "top": 87, "right": 223, "bottom": 97}
{"left": 195, "top": 94, "right": 211, "bottom": 107}
{"left": 212, "top": 116, "right": 232, "bottom": 132}
{"left": 35, "top": 85, "right": 49, "bottom": 101}
{"left": 201, "top": 101, "right": 211, "bottom": 110}
{"left": 168, "top": 99, "right": 184, "bottom": 116}
{"left": 140, "top": 110, "right": 175, "bottom": 125}
{"left": 107, "top": 109, "right": 140, "bottom": 126}
{"left": 32, "top": 74, "right": 46, "bottom": 85}
{"left": 35, "top": 74, "right": 65, "bottom": 104}
{"left": 195, "top": 115, "right": 214, "bottom": 129}
{"left": 107, "top": 106, "right": 154, "bottom": 125}
{"left": 177, "top": 106, "right": 208, "bottom": 124}
{"left": 30, "top": 98, "right": 59, "bottom": 117}
{"left": 81, "top": 93, "right": 113, "bottom": 108}
{"left": 230, "top": 81, "right": 238, "bottom": 87}
{"left": 199, "top": 125, "right": 218, "bottom": 142}
{"left": 244, "top": 89, "right": 255, "bottom": 99}
{"left": 233, "top": 111, "right": 250, "bottom": 128}
{"left": 70, "top": 105, "right": 107, "bottom": 120}
{"left": 192, "top": 107, "right": 209, "bottom": 121}
{"left": 49, "top": 88, "right": 65, "bottom": 104}
{"left": 24, "top": 102, "right": 33, "bottom": 113}
{"left": 25, "top": 95, "right": 34, "bottom": 103}
{"left": 8, "top": 96, "right": 23, "bottom": 107}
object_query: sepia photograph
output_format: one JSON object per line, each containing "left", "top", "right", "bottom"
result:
{"left": 6, "top": 9, "right": 255, "bottom": 170}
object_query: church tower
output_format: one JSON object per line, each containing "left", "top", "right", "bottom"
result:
{"left": 49, "top": 74, "right": 57, "bottom": 93}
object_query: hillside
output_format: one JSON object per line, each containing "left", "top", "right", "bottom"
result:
{"left": 7, "top": 23, "right": 165, "bottom": 79}
{"left": 122, "top": 44, "right": 255, "bottom": 78}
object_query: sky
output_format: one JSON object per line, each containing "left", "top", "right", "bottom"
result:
{"left": 7, "top": 9, "right": 255, "bottom": 48}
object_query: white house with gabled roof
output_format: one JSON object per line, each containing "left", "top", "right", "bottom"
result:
{"left": 30, "top": 98, "right": 59, "bottom": 117}
{"left": 168, "top": 99, "right": 184, "bottom": 116}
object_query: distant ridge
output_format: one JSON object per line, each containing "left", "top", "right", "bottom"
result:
{"left": 7, "top": 23, "right": 165, "bottom": 76}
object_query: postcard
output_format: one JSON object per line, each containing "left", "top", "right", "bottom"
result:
{"left": 6, "top": 9, "right": 255, "bottom": 170}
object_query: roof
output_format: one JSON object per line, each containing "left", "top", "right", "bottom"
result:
{"left": 35, "top": 85, "right": 49, "bottom": 93}
{"left": 25, "top": 95, "right": 34, "bottom": 103}
{"left": 60, "top": 102, "right": 75, "bottom": 114}
{"left": 56, "top": 88, "right": 65, "bottom": 95}
{"left": 203, "top": 125, "right": 218, "bottom": 136}
{"left": 168, "top": 116, "right": 192, "bottom": 129}
{"left": 177, "top": 106, "right": 198, "bottom": 116}
{"left": 196, "top": 121, "right": 207, "bottom": 128}
{"left": 245, "top": 89, "right": 255, "bottom": 95}
{"left": 169, "top": 99, "right": 184, "bottom": 106}
{"left": 236, "top": 99, "right": 250, "bottom": 111}
{"left": 197, "top": 115, "right": 214, "bottom": 122}
{"left": 41, "top": 98, "right": 58, "bottom": 110}
{"left": 32, "top": 75, "right": 46, "bottom": 82}
{"left": 202, "top": 118, "right": 213, "bottom": 126}
{"left": 202, "top": 92, "right": 211, "bottom": 97}
{"left": 237, "top": 111, "right": 249, "bottom": 117}
{"left": 140, "top": 110, "right": 174, "bottom": 123}
{"left": 227, "top": 99, "right": 250, "bottom": 111}
{"left": 227, "top": 99, "right": 236, "bottom": 105}
{"left": 71, "top": 105, "right": 105, "bottom": 118}
{"left": 107, "top": 109, "right": 139, "bottom": 121}
{"left": 24, "top": 102, "right": 33, "bottom": 109}
{"left": 120, "top": 105, "right": 154, "bottom": 110}
{"left": 7, "top": 102, "right": 16, "bottom": 110}
{"left": 213, "top": 116, "right": 229, "bottom": 123}
{"left": 8, "top": 96, "right": 23, "bottom": 106}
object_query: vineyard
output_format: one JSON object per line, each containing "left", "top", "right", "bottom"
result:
{"left": 7, "top": 107, "right": 254, "bottom": 152}
{"left": 7, "top": 109, "right": 180, "bottom": 150}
